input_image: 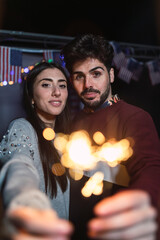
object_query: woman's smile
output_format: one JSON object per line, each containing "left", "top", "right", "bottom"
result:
{"left": 49, "top": 100, "right": 62, "bottom": 107}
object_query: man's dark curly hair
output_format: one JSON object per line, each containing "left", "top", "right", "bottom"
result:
{"left": 61, "top": 34, "right": 114, "bottom": 73}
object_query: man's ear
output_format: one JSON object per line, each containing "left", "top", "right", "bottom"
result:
{"left": 109, "top": 68, "right": 115, "bottom": 83}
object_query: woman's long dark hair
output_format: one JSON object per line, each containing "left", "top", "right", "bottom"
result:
{"left": 23, "top": 61, "right": 71, "bottom": 198}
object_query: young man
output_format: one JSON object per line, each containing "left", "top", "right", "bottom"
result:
{"left": 61, "top": 34, "right": 160, "bottom": 239}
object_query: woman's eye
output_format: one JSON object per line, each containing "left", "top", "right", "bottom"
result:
{"left": 59, "top": 84, "right": 67, "bottom": 89}
{"left": 41, "top": 83, "right": 51, "bottom": 87}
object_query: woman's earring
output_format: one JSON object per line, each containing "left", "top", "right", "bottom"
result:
{"left": 32, "top": 100, "right": 35, "bottom": 108}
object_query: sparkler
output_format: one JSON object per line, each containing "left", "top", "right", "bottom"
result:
{"left": 43, "top": 128, "right": 133, "bottom": 197}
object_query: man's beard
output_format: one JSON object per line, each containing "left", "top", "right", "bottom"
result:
{"left": 81, "top": 85, "right": 111, "bottom": 109}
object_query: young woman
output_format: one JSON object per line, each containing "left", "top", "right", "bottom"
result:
{"left": 0, "top": 61, "right": 73, "bottom": 239}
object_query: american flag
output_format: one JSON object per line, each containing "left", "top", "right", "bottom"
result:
{"left": 118, "top": 66, "right": 133, "bottom": 84}
{"left": 43, "top": 50, "right": 54, "bottom": 62}
{"left": 146, "top": 60, "right": 160, "bottom": 86}
{"left": 53, "top": 52, "right": 61, "bottom": 64}
{"left": 127, "top": 58, "right": 144, "bottom": 82}
{"left": 0, "top": 47, "right": 22, "bottom": 85}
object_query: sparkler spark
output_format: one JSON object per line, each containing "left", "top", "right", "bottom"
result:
{"left": 81, "top": 172, "right": 104, "bottom": 197}
{"left": 54, "top": 130, "right": 97, "bottom": 171}
{"left": 96, "top": 138, "right": 133, "bottom": 167}
{"left": 43, "top": 128, "right": 133, "bottom": 197}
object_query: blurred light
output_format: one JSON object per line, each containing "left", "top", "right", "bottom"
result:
{"left": 54, "top": 133, "right": 68, "bottom": 153}
{"left": 93, "top": 131, "right": 105, "bottom": 145}
{"left": 69, "top": 168, "right": 83, "bottom": 180}
{"left": 18, "top": 78, "right": 22, "bottom": 83}
{"left": 8, "top": 81, "right": 14, "bottom": 85}
{"left": 81, "top": 172, "right": 104, "bottom": 197}
{"left": 3, "top": 80, "right": 7, "bottom": 86}
{"left": 29, "top": 66, "right": 34, "bottom": 70}
{"left": 43, "top": 128, "right": 55, "bottom": 141}
{"left": 97, "top": 138, "right": 133, "bottom": 167}
{"left": 10, "top": 70, "right": 14, "bottom": 75}
{"left": 24, "top": 67, "right": 29, "bottom": 73}
{"left": 52, "top": 163, "right": 66, "bottom": 176}
{"left": 66, "top": 130, "right": 97, "bottom": 170}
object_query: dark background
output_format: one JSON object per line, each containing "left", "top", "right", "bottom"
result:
{"left": 0, "top": 0, "right": 160, "bottom": 45}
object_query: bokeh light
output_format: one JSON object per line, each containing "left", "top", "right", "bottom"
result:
{"left": 81, "top": 172, "right": 104, "bottom": 197}
{"left": 93, "top": 131, "right": 105, "bottom": 145}
{"left": 52, "top": 163, "right": 66, "bottom": 176}
{"left": 43, "top": 128, "right": 55, "bottom": 141}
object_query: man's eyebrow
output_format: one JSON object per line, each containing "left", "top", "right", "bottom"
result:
{"left": 72, "top": 66, "right": 105, "bottom": 75}
{"left": 89, "top": 66, "right": 105, "bottom": 72}
{"left": 72, "top": 71, "right": 83, "bottom": 75}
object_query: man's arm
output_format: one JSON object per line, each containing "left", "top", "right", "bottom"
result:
{"left": 88, "top": 190, "right": 158, "bottom": 240}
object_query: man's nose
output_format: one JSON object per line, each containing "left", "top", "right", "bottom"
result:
{"left": 84, "top": 75, "right": 93, "bottom": 89}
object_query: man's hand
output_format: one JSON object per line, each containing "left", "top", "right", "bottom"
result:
{"left": 6, "top": 207, "right": 74, "bottom": 240}
{"left": 88, "top": 190, "right": 158, "bottom": 240}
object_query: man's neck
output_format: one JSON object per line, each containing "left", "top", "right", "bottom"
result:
{"left": 83, "top": 94, "right": 120, "bottom": 113}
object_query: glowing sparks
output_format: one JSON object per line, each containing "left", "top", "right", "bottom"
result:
{"left": 66, "top": 130, "right": 97, "bottom": 170}
{"left": 69, "top": 168, "right": 83, "bottom": 180}
{"left": 54, "top": 131, "right": 97, "bottom": 171}
{"left": 43, "top": 128, "right": 133, "bottom": 197}
{"left": 97, "top": 138, "right": 133, "bottom": 167}
{"left": 93, "top": 131, "right": 105, "bottom": 145}
{"left": 81, "top": 172, "right": 104, "bottom": 197}
{"left": 43, "top": 128, "right": 55, "bottom": 141}
{"left": 54, "top": 133, "right": 68, "bottom": 153}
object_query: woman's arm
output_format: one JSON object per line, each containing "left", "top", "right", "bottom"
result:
{"left": 0, "top": 119, "right": 51, "bottom": 210}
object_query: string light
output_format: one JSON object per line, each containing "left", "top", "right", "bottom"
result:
{"left": 24, "top": 67, "right": 30, "bottom": 73}
{"left": 2, "top": 80, "right": 7, "bottom": 86}
{"left": 0, "top": 59, "right": 61, "bottom": 87}
{"left": 48, "top": 59, "right": 53, "bottom": 63}
{"left": 0, "top": 64, "right": 35, "bottom": 87}
{"left": 8, "top": 81, "right": 14, "bottom": 85}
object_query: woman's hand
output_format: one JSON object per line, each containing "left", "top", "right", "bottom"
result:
{"left": 7, "top": 206, "right": 74, "bottom": 240}
{"left": 88, "top": 190, "right": 158, "bottom": 240}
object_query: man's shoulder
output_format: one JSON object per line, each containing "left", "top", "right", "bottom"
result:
{"left": 71, "top": 100, "right": 151, "bottom": 128}
{"left": 118, "top": 100, "right": 150, "bottom": 116}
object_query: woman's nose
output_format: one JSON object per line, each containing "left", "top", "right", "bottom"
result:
{"left": 51, "top": 86, "right": 61, "bottom": 96}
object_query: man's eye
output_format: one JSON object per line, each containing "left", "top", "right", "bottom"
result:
{"left": 75, "top": 75, "right": 84, "bottom": 80}
{"left": 93, "top": 71, "right": 101, "bottom": 77}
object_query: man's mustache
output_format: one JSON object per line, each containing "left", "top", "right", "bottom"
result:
{"left": 81, "top": 88, "right": 100, "bottom": 96}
